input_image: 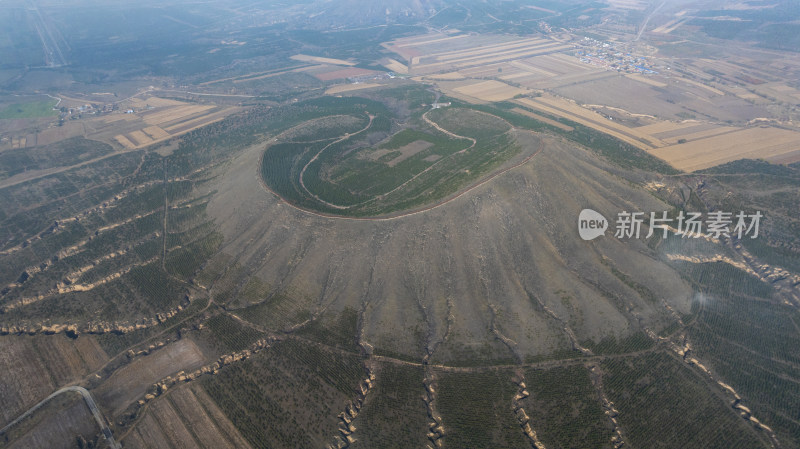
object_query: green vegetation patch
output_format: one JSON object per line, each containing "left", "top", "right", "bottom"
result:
{"left": 295, "top": 307, "right": 360, "bottom": 352}
{"left": 602, "top": 352, "right": 767, "bottom": 449}
{"left": 261, "top": 100, "right": 522, "bottom": 216}
{"left": 470, "top": 101, "right": 679, "bottom": 175}
{"left": 351, "top": 363, "right": 429, "bottom": 448}
{"left": 205, "top": 314, "right": 266, "bottom": 352}
{"left": 436, "top": 369, "right": 530, "bottom": 448}
{"left": 583, "top": 330, "right": 654, "bottom": 355}
{"left": 689, "top": 294, "right": 800, "bottom": 447}
{"left": 522, "top": 365, "right": 613, "bottom": 448}
{"left": 0, "top": 99, "right": 58, "bottom": 119}
{"left": 672, "top": 261, "right": 774, "bottom": 299}
{"left": 201, "top": 338, "right": 364, "bottom": 448}
{"left": 0, "top": 137, "right": 113, "bottom": 180}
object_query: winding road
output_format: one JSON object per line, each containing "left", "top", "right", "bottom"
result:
{"left": 298, "top": 114, "right": 375, "bottom": 209}
{"left": 0, "top": 386, "right": 120, "bottom": 449}
{"left": 287, "top": 108, "right": 530, "bottom": 217}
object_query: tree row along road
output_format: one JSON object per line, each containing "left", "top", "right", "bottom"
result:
{"left": 0, "top": 386, "right": 121, "bottom": 449}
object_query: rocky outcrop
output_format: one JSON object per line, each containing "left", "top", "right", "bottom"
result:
{"left": 326, "top": 368, "right": 376, "bottom": 449}
{"left": 0, "top": 294, "right": 192, "bottom": 337}
{"left": 730, "top": 239, "right": 800, "bottom": 306}
{"left": 422, "top": 368, "right": 445, "bottom": 449}
{"left": 511, "top": 375, "right": 546, "bottom": 449}
{"left": 2, "top": 255, "right": 160, "bottom": 313}
{"left": 136, "top": 338, "right": 275, "bottom": 409}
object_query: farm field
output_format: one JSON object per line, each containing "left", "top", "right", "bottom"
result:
{"left": 122, "top": 383, "right": 252, "bottom": 449}
{"left": 0, "top": 94, "right": 241, "bottom": 159}
{"left": 1, "top": 393, "right": 98, "bottom": 449}
{"left": 650, "top": 127, "right": 800, "bottom": 171}
{"left": 0, "top": 99, "right": 59, "bottom": 119}
{"left": 381, "top": 30, "right": 800, "bottom": 174}
{"left": 93, "top": 338, "right": 208, "bottom": 416}
{"left": 111, "top": 97, "right": 240, "bottom": 150}
{"left": 0, "top": 335, "right": 108, "bottom": 428}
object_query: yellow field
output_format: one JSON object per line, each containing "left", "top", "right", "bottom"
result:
{"left": 382, "top": 58, "right": 408, "bottom": 74}
{"left": 114, "top": 135, "right": 136, "bottom": 149}
{"left": 290, "top": 54, "right": 356, "bottom": 66}
{"left": 432, "top": 38, "right": 548, "bottom": 62}
{"left": 515, "top": 98, "right": 650, "bottom": 150}
{"left": 382, "top": 32, "right": 800, "bottom": 173}
{"left": 138, "top": 97, "right": 186, "bottom": 108}
{"left": 406, "top": 34, "right": 570, "bottom": 74}
{"left": 199, "top": 66, "right": 305, "bottom": 86}
{"left": 549, "top": 53, "right": 595, "bottom": 70}
{"left": 451, "top": 44, "right": 572, "bottom": 70}
{"left": 143, "top": 126, "right": 170, "bottom": 140}
{"left": 8, "top": 137, "right": 22, "bottom": 149}
{"left": 479, "top": 44, "right": 571, "bottom": 63}
{"left": 454, "top": 80, "right": 527, "bottom": 102}
{"left": 128, "top": 130, "right": 153, "bottom": 146}
{"left": 635, "top": 121, "right": 700, "bottom": 135}
{"left": 524, "top": 5, "right": 556, "bottom": 13}
{"left": 725, "top": 85, "right": 762, "bottom": 101}
{"left": 386, "top": 33, "right": 602, "bottom": 93}
{"left": 424, "top": 72, "right": 466, "bottom": 80}
{"left": 518, "top": 95, "right": 661, "bottom": 149}
{"left": 649, "top": 127, "right": 800, "bottom": 171}
{"left": 663, "top": 126, "right": 738, "bottom": 143}
{"left": 755, "top": 83, "right": 800, "bottom": 104}
{"left": 769, "top": 84, "right": 796, "bottom": 92}
{"left": 103, "top": 97, "right": 239, "bottom": 149}
{"left": 142, "top": 105, "right": 213, "bottom": 126}
{"left": 100, "top": 114, "right": 138, "bottom": 124}
{"left": 325, "top": 83, "right": 382, "bottom": 94}
{"left": 652, "top": 19, "right": 678, "bottom": 33}
{"left": 231, "top": 70, "right": 296, "bottom": 83}
{"left": 393, "top": 34, "right": 468, "bottom": 47}
{"left": 652, "top": 18, "right": 688, "bottom": 34}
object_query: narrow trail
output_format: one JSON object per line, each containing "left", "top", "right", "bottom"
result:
{"left": 297, "top": 114, "right": 374, "bottom": 210}
{"left": 363, "top": 109, "right": 478, "bottom": 204}
{"left": 635, "top": 0, "right": 666, "bottom": 41}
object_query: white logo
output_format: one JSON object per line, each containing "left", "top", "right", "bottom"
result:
{"left": 578, "top": 209, "right": 608, "bottom": 241}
